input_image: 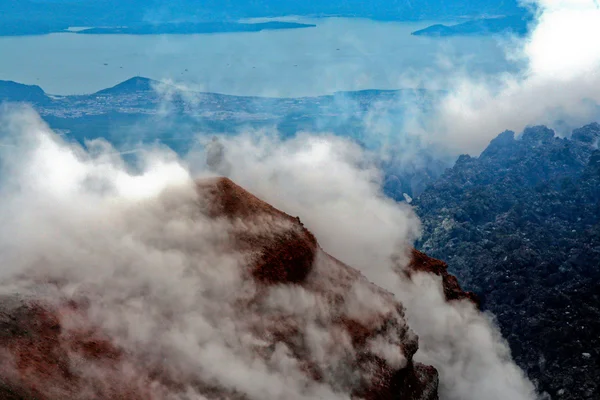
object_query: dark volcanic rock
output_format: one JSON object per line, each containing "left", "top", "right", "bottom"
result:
{"left": 414, "top": 123, "right": 600, "bottom": 399}
{"left": 572, "top": 122, "right": 600, "bottom": 145}
{"left": 520, "top": 125, "right": 555, "bottom": 143}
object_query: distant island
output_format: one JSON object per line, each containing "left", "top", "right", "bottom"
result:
{"left": 0, "top": 21, "right": 315, "bottom": 37}
{"left": 76, "top": 21, "right": 316, "bottom": 35}
{"left": 412, "top": 15, "right": 532, "bottom": 37}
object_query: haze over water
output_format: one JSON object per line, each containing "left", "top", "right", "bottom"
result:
{"left": 0, "top": 18, "right": 511, "bottom": 96}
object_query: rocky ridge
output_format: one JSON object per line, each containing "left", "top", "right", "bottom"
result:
{"left": 415, "top": 123, "right": 600, "bottom": 399}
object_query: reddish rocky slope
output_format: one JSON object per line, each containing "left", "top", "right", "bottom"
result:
{"left": 0, "top": 178, "right": 474, "bottom": 400}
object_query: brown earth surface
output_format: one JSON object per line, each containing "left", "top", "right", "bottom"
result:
{"left": 0, "top": 178, "right": 474, "bottom": 400}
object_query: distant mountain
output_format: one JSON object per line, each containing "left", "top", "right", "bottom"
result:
{"left": 94, "top": 78, "right": 433, "bottom": 100}
{"left": 414, "top": 124, "right": 600, "bottom": 399}
{"left": 0, "top": 76, "right": 446, "bottom": 201}
{"left": 412, "top": 14, "right": 532, "bottom": 37}
{"left": 0, "top": 80, "right": 50, "bottom": 104}
{"left": 94, "top": 76, "right": 157, "bottom": 95}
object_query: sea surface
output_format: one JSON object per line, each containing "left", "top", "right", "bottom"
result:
{"left": 0, "top": 18, "right": 513, "bottom": 96}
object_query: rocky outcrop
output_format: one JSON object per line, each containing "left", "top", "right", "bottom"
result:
{"left": 0, "top": 177, "right": 453, "bottom": 400}
{"left": 197, "top": 177, "right": 318, "bottom": 284}
{"left": 415, "top": 124, "right": 600, "bottom": 399}
{"left": 407, "top": 249, "right": 479, "bottom": 307}
{"left": 0, "top": 301, "right": 143, "bottom": 400}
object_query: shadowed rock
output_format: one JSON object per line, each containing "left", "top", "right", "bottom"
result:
{"left": 415, "top": 123, "right": 600, "bottom": 399}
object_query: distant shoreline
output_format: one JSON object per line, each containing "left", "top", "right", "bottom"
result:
{"left": 1, "top": 76, "right": 444, "bottom": 100}
{"left": 0, "top": 21, "right": 316, "bottom": 37}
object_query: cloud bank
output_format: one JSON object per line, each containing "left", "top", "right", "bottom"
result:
{"left": 0, "top": 105, "right": 537, "bottom": 399}
{"left": 416, "top": 0, "right": 600, "bottom": 154}
{"left": 139, "top": 0, "right": 600, "bottom": 186}
{"left": 191, "top": 133, "right": 538, "bottom": 400}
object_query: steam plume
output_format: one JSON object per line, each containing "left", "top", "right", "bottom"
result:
{"left": 0, "top": 100, "right": 536, "bottom": 399}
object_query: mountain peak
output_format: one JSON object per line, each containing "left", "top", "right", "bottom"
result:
{"left": 520, "top": 125, "right": 555, "bottom": 143}
{"left": 94, "top": 76, "right": 157, "bottom": 95}
{"left": 0, "top": 79, "right": 50, "bottom": 104}
{"left": 480, "top": 130, "right": 516, "bottom": 159}
{"left": 1, "top": 177, "right": 464, "bottom": 400}
{"left": 572, "top": 122, "right": 600, "bottom": 144}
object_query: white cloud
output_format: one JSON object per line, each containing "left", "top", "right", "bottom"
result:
{"left": 0, "top": 104, "right": 537, "bottom": 399}
{"left": 413, "top": 0, "right": 600, "bottom": 155}
{"left": 190, "top": 132, "right": 538, "bottom": 400}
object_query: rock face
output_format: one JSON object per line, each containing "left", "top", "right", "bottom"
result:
{"left": 407, "top": 249, "right": 479, "bottom": 307}
{"left": 0, "top": 177, "right": 457, "bottom": 400}
{"left": 415, "top": 123, "right": 600, "bottom": 399}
